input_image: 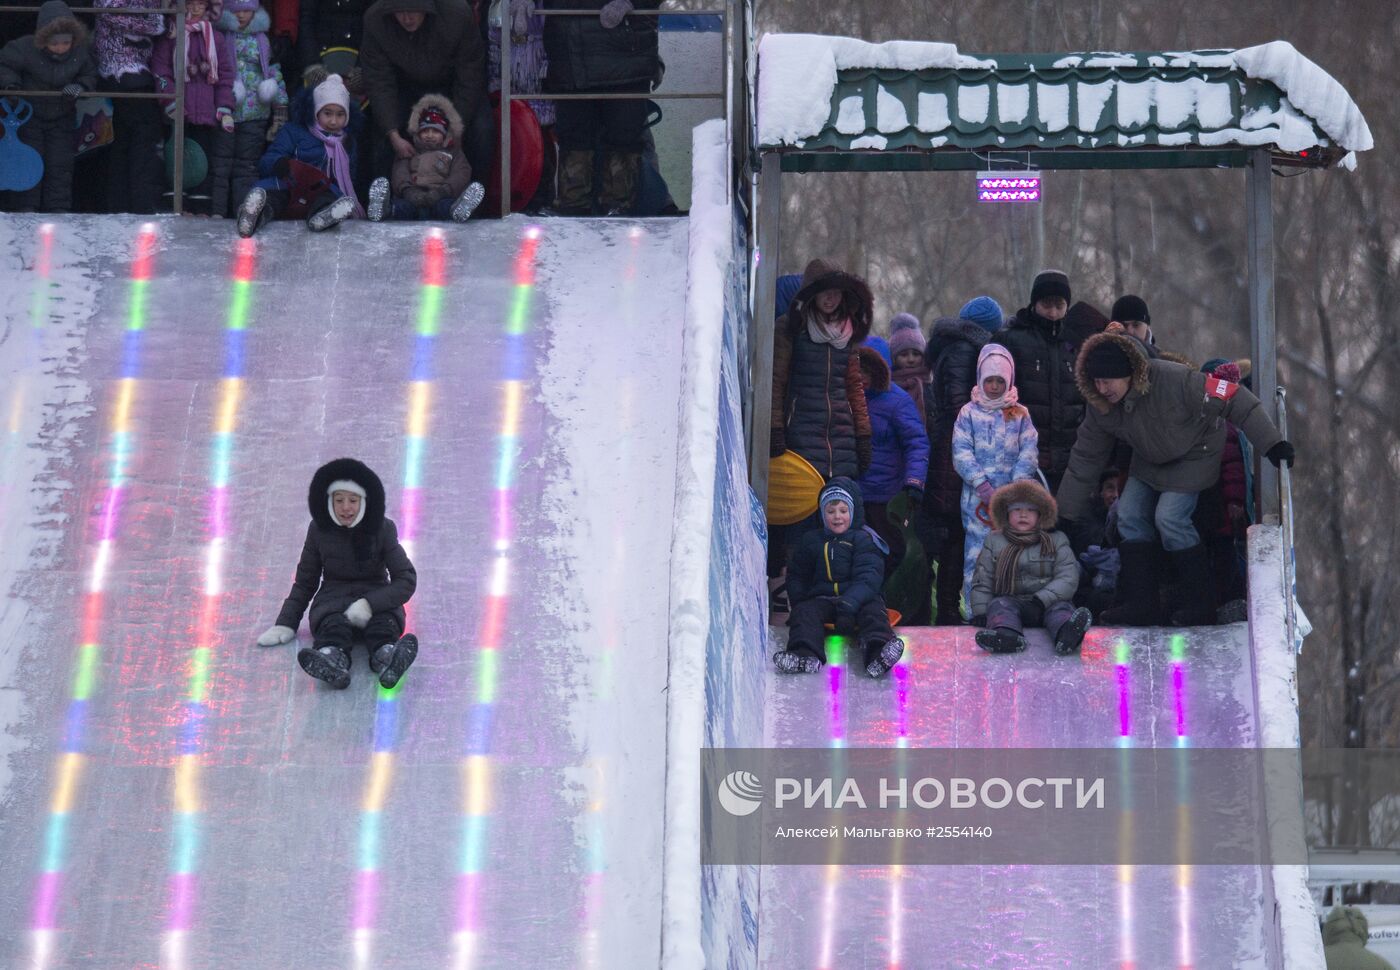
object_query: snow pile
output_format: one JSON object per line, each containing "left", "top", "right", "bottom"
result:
{"left": 1233, "top": 41, "right": 1373, "bottom": 152}
{"left": 757, "top": 34, "right": 993, "bottom": 145}
{"left": 1247, "top": 524, "right": 1326, "bottom": 969}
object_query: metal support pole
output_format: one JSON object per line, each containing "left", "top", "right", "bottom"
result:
{"left": 499, "top": 7, "right": 511, "bottom": 218}
{"left": 172, "top": 0, "right": 187, "bottom": 214}
{"left": 1246, "top": 147, "right": 1279, "bottom": 519}
{"left": 747, "top": 152, "right": 780, "bottom": 506}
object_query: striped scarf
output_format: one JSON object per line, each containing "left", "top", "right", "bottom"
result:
{"left": 993, "top": 527, "right": 1055, "bottom": 597}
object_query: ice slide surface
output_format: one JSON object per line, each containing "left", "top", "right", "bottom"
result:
{"left": 0, "top": 215, "right": 688, "bottom": 969}
{"left": 759, "top": 623, "right": 1278, "bottom": 969}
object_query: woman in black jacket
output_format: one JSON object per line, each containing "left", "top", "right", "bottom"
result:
{"left": 256, "top": 457, "right": 418, "bottom": 689}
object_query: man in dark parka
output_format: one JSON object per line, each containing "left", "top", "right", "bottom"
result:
{"left": 257, "top": 457, "right": 418, "bottom": 689}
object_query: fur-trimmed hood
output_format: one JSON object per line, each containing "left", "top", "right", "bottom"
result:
{"left": 35, "top": 0, "right": 87, "bottom": 49}
{"left": 408, "top": 92, "right": 463, "bottom": 147}
{"left": 308, "top": 457, "right": 386, "bottom": 535}
{"left": 989, "top": 478, "right": 1058, "bottom": 531}
{"left": 1075, "top": 331, "right": 1152, "bottom": 414}
{"left": 785, "top": 258, "right": 874, "bottom": 344}
{"left": 926, "top": 316, "right": 991, "bottom": 367}
{"left": 857, "top": 342, "right": 891, "bottom": 392}
{"left": 217, "top": 7, "right": 271, "bottom": 34}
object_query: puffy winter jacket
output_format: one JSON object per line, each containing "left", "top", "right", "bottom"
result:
{"left": 93, "top": 0, "right": 166, "bottom": 82}
{"left": 1322, "top": 906, "right": 1396, "bottom": 970}
{"left": 997, "top": 303, "right": 1104, "bottom": 488}
{"left": 771, "top": 258, "right": 874, "bottom": 480}
{"left": 360, "top": 0, "right": 484, "bottom": 139}
{"left": 217, "top": 8, "right": 289, "bottom": 123}
{"left": 1056, "top": 331, "right": 1285, "bottom": 525}
{"left": 856, "top": 339, "right": 929, "bottom": 504}
{"left": 390, "top": 93, "right": 470, "bottom": 206}
{"left": 969, "top": 479, "right": 1078, "bottom": 616}
{"left": 256, "top": 85, "right": 363, "bottom": 190}
{"left": 0, "top": 2, "right": 97, "bottom": 120}
{"left": 786, "top": 477, "right": 884, "bottom": 610}
{"left": 152, "top": 21, "right": 237, "bottom": 126}
{"left": 542, "top": 0, "right": 661, "bottom": 92}
{"left": 925, "top": 316, "right": 991, "bottom": 520}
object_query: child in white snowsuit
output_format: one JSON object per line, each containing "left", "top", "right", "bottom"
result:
{"left": 952, "top": 343, "right": 1039, "bottom": 610}
{"left": 256, "top": 457, "right": 418, "bottom": 689}
{"left": 969, "top": 480, "right": 1091, "bottom": 655}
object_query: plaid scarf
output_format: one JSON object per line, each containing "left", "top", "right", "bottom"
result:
{"left": 993, "top": 526, "right": 1055, "bottom": 597}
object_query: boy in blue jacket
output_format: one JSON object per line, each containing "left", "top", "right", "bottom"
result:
{"left": 773, "top": 478, "right": 905, "bottom": 679}
{"left": 236, "top": 73, "right": 363, "bottom": 236}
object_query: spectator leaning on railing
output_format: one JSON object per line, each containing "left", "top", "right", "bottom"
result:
{"left": 93, "top": 0, "right": 168, "bottom": 214}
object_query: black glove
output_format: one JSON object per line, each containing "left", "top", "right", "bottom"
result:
{"left": 61, "top": 83, "right": 83, "bottom": 99}
{"left": 1266, "top": 440, "right": 1295, "bottom": 468}
{"left": 855, "top": 435, "right": 872, "bottom": 475}
{"left": 902, "top": 484, "right": 923, "bottom": 506}
{"left": 834, "top": 606, "right": 859, "bottom": 636}
{"left": 769, "top": 428, "right": 785, "bottom": 459}
{"left": 272, "top": 156, "right": 292, "bottom": 178}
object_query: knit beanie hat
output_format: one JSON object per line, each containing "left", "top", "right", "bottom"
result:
{"left": 819, "top": 483, "right": 855, "bottom": 523}
{"left": 417, "top": 104, "right": 450, "bottom": 136}
{"left": 224, "top": 0, "right": 259, "bottom": 11}
{"left": 1111, "top": 294, "right": 1150, "bottom": 324}
{"left": 959, "top": 296, "right": 1004, "bottom": 333}
{"left": 313, "top": 73, "right": 351, "bottom": 116}
{"left": 887, "top": 313, "right": 925, "bottom": 358}
{"left": 1030, "top": 270, "right": 1072, "bottom": 306}
{"left": 1084, "top": 341, "right": 1133, "bottom": 380}
{"left": 977, "top": 343, "right": 1015, "bottom": 386}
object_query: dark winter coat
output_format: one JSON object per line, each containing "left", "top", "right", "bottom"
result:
{"left": 786, "top": 477, "right": 885, "bottom": 611}
{"left": 925, "top": 316, "right": 991, "bottom": 520}
{"left": 152, "top": 21, "right": 237, "bottom": 126}
{"left": 360, "top": 0, "right": 484, "bottom": 139}
{"left": 274, "top": 458, "right": 416, "bottom": 632}
{"left": 856, "top": 340, "right": 929, "bottom": 504}
{"left": 1323, "top": 907, "right": 1396, "bottom": 970}
{"left": 391, "top": 92, "right": 470, "bottom": 206}
{"left": 969, "top": 479, "right": 1078, "bottom": 615}
{"left": 771, "top": 258, "right": 874, "bottom": 480}
{"left": 256, "top": 85, "right": 362, "bottom": 192}
{"left": 297, "top": 0, "right": 371, "bottom": 66}
{"left": 0, "top": 2, "right": 97, "bottom": 120}
{"left": 542, "top": 0, "right": 661, "bottom": 92}
{"left": 1056, "top": 331, "right": 1285, "bottom": 524}
{"left": 92, "top": 0, "right": 166, "bottom": 81}
{"left": 996, "top": 302, "right": 1105, "bottom": 488}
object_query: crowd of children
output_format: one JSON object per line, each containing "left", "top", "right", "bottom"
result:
{"left": 770, "top": 263, "right": 1296, "bottom": 675}
{"left": 0, "top": 0, "right": 664, "bottom": 220}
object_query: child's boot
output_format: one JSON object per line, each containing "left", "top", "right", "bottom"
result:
{"left": 772, "top": 649, "right": 821, "bottom": 674}
{"left": 1053, "top": 607, "right": 1092, "bottom": 656}
{"left": 307, "top": 194, "right": 355, "bottom": 232}
{"left": 370, "top": 634, "right": 418, "bottom": 689}
{"left": 367, "top": 177, "right": 390, "bottom": 222}
{"left": 976, "top": 627, "right": 1026, "bottom": 654}
{"left": 236, "top": 187, "right": 269, "bottom": 238}
{"left": 864, "top": 635, "right": 905, "bottom": 678}
{"left": 451, "top": 182, "right": 486, "bottom": 222}
{"left": 298, "top": 643, "right": 352, "bottom": 689}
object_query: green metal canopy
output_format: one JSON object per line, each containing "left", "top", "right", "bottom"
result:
{"left": 761, "top": 47, "right": 1357, "bottom": 172}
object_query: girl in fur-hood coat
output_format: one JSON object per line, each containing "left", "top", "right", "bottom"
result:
{"left": 952, "top": 343, "right": 1040, "bottom": 607}
{"left": 388, "top": 93, "right": 473, "bottom": 212}
{"left": 257, "top": 458, "right": 418, "bottom": 689}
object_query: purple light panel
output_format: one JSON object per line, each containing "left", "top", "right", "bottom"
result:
{"left": 976, "top": 172, "right": 1042, "bottom": 203}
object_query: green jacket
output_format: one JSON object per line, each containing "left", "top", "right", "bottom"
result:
{"left": 1324, "top": 907, "right": 1396, "bottom": 970}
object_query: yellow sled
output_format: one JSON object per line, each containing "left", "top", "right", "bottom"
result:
{"left": 766, "top": 450, "right": 825, "bottom": 526}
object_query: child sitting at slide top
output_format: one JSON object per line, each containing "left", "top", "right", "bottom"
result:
{"left": 367, "top": 92, "right": 484, "bottom": 223}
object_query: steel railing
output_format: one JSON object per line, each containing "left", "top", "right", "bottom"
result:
{"left": 2, "top": 2, "right": 190, "bottom": 212}
{"left": 497, "top": 3, "right": 736, "bottom": 214}
{"left": 1276, "top": 385, "right": 1298, "bottom": 652}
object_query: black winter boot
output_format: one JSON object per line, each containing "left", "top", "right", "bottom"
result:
{"left": 1053, "top": 607, "right": 1093, "bottom": 656}
{"left": 298, "top": 644, "right": 351, "bottom": 689}
{"left": 976, "top": 627, "right": 1027, "bottom": 654}
{"left": 1098, "top": 542, "right": 1163, "bottom": 627}
{"left": 1168, "top": 545, "right": 1218, "bottom": 627}
{"left": 370, "top": 634, "right": 418, "bottom": 689}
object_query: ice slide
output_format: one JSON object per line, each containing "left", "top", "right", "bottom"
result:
{"left": 0, "top": 214, "right": 689, "bottom": 968}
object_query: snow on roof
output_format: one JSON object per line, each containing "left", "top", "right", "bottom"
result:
{"left": 756, "top": 34, "right": 995, "bottom": 146}
{"left": 758, "top": 35, "right": 1372, "bottom": 158}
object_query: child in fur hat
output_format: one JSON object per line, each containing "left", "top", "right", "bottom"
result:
{"left": 0, "top": 0, "right": 97, "bottom": 212}
{"left": 211, "top": 0, "right": 289, "bottom": 217}
{"left": 257, "top": 458, "right": 419, "bottom": 689}
{"left": 152, "top": 0, "right": 236, "bottom": 214}
{"left": 236, "top": 72, "right": 363, "bottom": 236}
{"left": 366, "top": 92, "right": 484, "bottom": 222}
{"left": 970, "top": 480, "right": 1091, "bottom": 655}
{"left": 952, "top": 343, "right": 1039, "bottom": 612}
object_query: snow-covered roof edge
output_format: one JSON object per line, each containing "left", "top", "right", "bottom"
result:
{"left": 758, "top": 35, "right": 1372, "bottom": 158}
{"left": 757, "top": 34, "right": 995, "bottom": 147}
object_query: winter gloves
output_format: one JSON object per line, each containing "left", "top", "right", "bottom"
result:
{"left": 902, "top": 484, "right": 923, "bottom": 506}
{"left": 599, "top": 0, "right": 634, "bottom": 28}
{"left": 218, "top": 108, "right": 235, "bottom": 134}
{"left": 257, "top": 624, "right": 296, "bottom": 646}
{"left": 1266, "top": 440, "right": 1295, "bottom": 468}
{"left": 833, "top": 599, "right": 859, "bottom": 636}
{"left": 975, "top": 481, "right": 995, "bottom": 504}
{"left": 344, "top": 598, "right": 373, "bottom": 628}
{"left": 61, "top": 83, "right": 83, "bottom": 99}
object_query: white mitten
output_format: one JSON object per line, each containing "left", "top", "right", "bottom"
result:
{"left": 257, "top": 624, "right": 295, "bottom": 646}
{"left": 258, "top": 77, "right": 280, "bottom": 103}
{"left": 345, "top": 598, "right": 372, "bottom": 628}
